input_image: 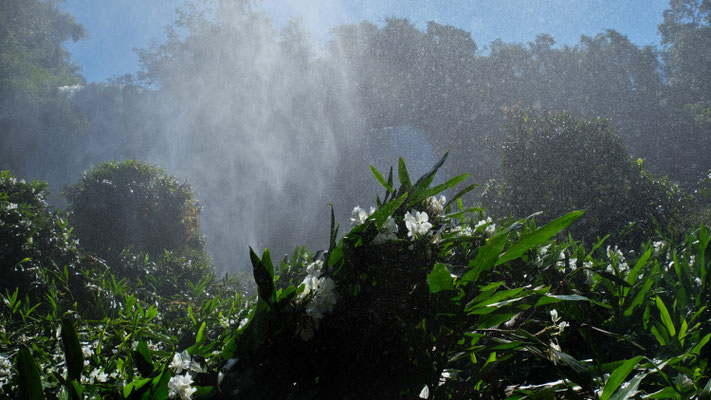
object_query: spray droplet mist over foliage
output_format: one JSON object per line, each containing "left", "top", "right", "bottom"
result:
{"left": 2, "top": 0, "right": 711, "bottom": 273}
{"left": 4, "top": 0, "right": 711, "bottom": 398}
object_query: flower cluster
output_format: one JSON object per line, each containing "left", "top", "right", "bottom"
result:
{"left": 372, "top": 216, "right": 398, "bottom": 244}
{"left": 474, "top": 217, "right": 496, "bottom": 237}
{"left": 167, "top": 350, "right": 203, "bottom": 400}
{"left": 297, "top": 260, "right": 338, "bottom": 340}
{"left": 0, "top": 354, "right": 11, "bottom": 394}
{"left": 168, "top": 373, "right": 197, "bottom": 400}
{"left": 350, "top": 206, "right": 373, "bottom": 226}
{"left": 424, "top": 195, "right": 446, "bottom": 217}
{"left": 404, "top": 210, "right": 432, "bottom": 239}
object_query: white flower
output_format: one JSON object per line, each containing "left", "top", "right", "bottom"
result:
{"left": 451, "top": 224, "right": 474, "bottom": 237}
{"left": 0, "top": 355, "right": 10, "bottom": 375}
{"left": 538, "top": 244, "right": 551, "bottom": 256}
{"left": 305, "top": 277, "right": 338, "bottom": 320}
{"left": 350, "top": 206, "right": 369, "bottom": 226}
{"left": 606, "top": 245, "right": 625, "bottom": 261}
{"left": 168, "top": 373, "right": 197, "bottom": 400}
{"left": 404, "top": 211, "right": 432, "bottom": 239}
{"left": 85, "top": 368, "right": 108, "bottom": 384}
{"left": 475, "top": 217, "right": 496, "bottom": 237}
{"left": 305, "top": 260, "right": 324, "bottom": 277}
{"left": 672, "top": 373, "right": 693, "bottom": 388}
{"left": 4, "top": 203, "right": 17, "bottom": 211}
{"left": 425, "top": 195, "right": 446, "bottom": 216}
{"left": 169, "top": 350, "right": 201, "bottom": 374}
{"left": 373, "top": 216, "right": 398, "bottom": 244}
{"left": 556, "top": 251, "right": 566, "bottom": 268}
{"left": 550, "top": 309, "right": 560, "bottom": 323}
{"left": 652, "top": 241, "right": 665, "bottom": 257}
{"left": 82, "top": 345, "right": 93, "bottom": 366}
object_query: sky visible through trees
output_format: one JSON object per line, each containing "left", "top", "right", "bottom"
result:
{"left": 2, "top": 0, "right": 710, "bottom": 272}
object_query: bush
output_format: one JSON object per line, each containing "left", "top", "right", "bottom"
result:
{"left": 4, "top": 157, "right": 711, "bottom": 399}
{"left": 65, "top": 160, "right": 207, "bottom": 261}
{"left": 482, "top": 109, "right": 692, "bottom": 248}
{"left": 0, "top": 170, "right": 103, "bottom": 310}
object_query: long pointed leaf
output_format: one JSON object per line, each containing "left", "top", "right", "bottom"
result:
{"left": 16, "top": 346, "right": 46, "bottom": 400}
{"left": 655, "top": 296, "right": 676, "bottom": 337}
{"left": 600, "top": 356, "right": 643, "bottom": 400}
{"left": 370, "top": 165, "right": 395, "bottom": 193}
{"left": 398, "top": 157, "right": 411, "bottom": 189}
{"left": 250, "top": 248, "right": 275, "bottom": 306}
{"left": 61, "top": 318, "right": 84, "bottom": 382}
{"left": 496, "top": 210, "right": 583, "bottom": 266}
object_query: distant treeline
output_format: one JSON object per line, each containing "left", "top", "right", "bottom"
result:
{"left": 1, "top": 0, "right": 710, "bottom": 269}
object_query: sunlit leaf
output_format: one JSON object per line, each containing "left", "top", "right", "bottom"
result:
{"left": 655, "top": 296, "right": 676, "bottom": 337}
{"left": 600, "top": 355, "right": 643, "bottom": 400}
{"left": 427, "top": 263, "right": 454, "bottom": 294}
{"left": 496, "top": 210, "right": 583, "bottom": 266}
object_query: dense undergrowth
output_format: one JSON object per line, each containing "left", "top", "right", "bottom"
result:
{"left": 1, "top": 154, "right": 711, "bottom": 399}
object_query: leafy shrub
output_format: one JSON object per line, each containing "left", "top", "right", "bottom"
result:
{"left": 3, "top": 157, "right": 710, "bottom": 399}
{"left": 0, "top": 170, "right": 102, "bottom": 310}
{"left": 482, "top": 109, "right": 692, "bottom": 248}
{"left": 65, "top": 160, "right": 207, "bottom": 262}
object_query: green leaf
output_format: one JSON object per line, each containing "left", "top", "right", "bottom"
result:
{"left": 691, "top": 333, "right": 711, "bottom": 355}
{"left": 699, "top": 377, "right": 711, "bottom": 400}
{"left": 427, "top": 263, "right": 454, "bottom": 294}
{"left": 370, "top": 165, "right": 395, "bottom": 193}
{"left": 444, "top": 183, "right": 479, "bottom": 209}
{"left": 328, "top": 204, "right": 339, "bottom": 254}
{"left": 625, "top": 248, "right": 651, "bottom": 288}
{"left": 410, "top": 173, "right": 470, "bottom": 206}
{"left": 600, "top": 355, "right": 643, "bottom": 400}
{"left": 608, "top": 372, "right": 647, "bottom": 400}
{"left": 195, "top": 321, "right": 207, "bottom": 347}
{"left": 650, "top": 325, "right": 667, "bottom": 346}
{"left": 623, "top": 279, "right": 654, "bottom": 316}
{"left": 398, "top": 157, "right": 411, "bottom": 189}
{"left": 466, "top": 287, "right": 526, "bottom": 311}
{"left": 655, "top": 296, "right": 676, "bottom": 337}
{"left": 645, "top": 387, "right": 679, "bottom": 399}
{"left": 132, "top": 340, "right": 155, "bottom": 377}
{"left": 16, "top": 345, "right": 46, "bottom": 400}
{"left": 534, "top": 294, "right": 589, "bottom": 306}
{"left": 496, "top": 210, "right": 583, "bottom": 266}
{"left": 409, "top": 151, "right": 449, "bottom": 201}
{"left": 250, "top": 247, "right": 275, "bottom": 306}
{"left": 370, "top": 192, "right": 407, "bottom": 230}
{"left": 461, "top": 232, "right": 508, "bottom": 284}
{"left": 61, "top": 318, "right": 84, "bottom": 382}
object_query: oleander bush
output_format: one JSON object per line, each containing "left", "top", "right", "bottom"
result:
{"left": 482, "top": 109, "right": 694, "bottom": 249}
{"left": 1, "top": 155, "right": 710, "bottom": 399}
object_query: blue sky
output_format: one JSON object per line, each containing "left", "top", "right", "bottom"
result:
{"left": 63, "top": 0, "right": 670, "bottom": 83}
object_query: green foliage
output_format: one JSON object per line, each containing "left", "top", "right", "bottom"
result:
{"left": 2, "top": 157, "right": 711, "bottom": 399}
{"left": 482, "top": 109, "right": 693, "bottom": 248}
{"left": 65, "top": 160, "right": 207, "bottom": 263}
{"left": 0, "top": 170, "right": 102, "bottom": 310}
